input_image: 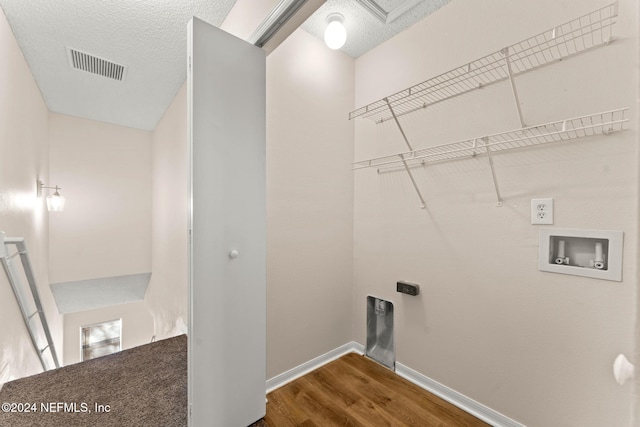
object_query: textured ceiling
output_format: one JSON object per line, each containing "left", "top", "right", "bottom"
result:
{"left": 0, "top": 0, "right": 449, "bottom": 131}
{"left": 0, "top": 0, "right": 236, "bottom": 131}
{"left": 302, "top": 0, "right": 450, "bottom": 58}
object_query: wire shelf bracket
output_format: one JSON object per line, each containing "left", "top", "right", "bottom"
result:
{"left": 0, "top": 232, "right": 60, "bottom": 371}
{"left": 349, "top": 2, "right": 618, "bottom": 123}
{"left": 484, "top": 139, "right": 504, "bottom": 207}
{"left": 502, "top": 47, "right": 526, "bottom": 129}
{"left": 385, "top": 98, "right": 427, "bottom": 209}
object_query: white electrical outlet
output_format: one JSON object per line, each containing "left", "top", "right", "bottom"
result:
{"left": 531, "top": 198, "right": 553, "bottom": 225}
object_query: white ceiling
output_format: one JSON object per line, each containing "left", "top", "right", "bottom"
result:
{"left": 0, "top": 0, "right": 450, "bottom": 131}
{"left": 302, "top": 0, "right": 449, "bottom": 58}
{"left": 0, "top": 0, "right": 236, "bottom": 131}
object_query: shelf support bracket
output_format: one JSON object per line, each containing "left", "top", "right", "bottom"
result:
{"left": 483, "top": 137, "right": 503, "bottom": 207}
{"left": 502, "top": 47, "right": 526, "bottom": 128}
{"left": 385, "top": 98, "right": 427, "bottom": 209}
{"left": 385, "top": 97, "right": 413, "bottom": 151}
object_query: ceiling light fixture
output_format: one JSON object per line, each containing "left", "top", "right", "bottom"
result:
{"left": 324, "top": 13, "right": 347, "bottom": 50}
{"left": 37, "top": 180, "right": 65, "bottom": 212}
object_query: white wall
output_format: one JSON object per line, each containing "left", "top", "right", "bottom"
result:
{"left": 266, "top": 29, "right": 355, "bottom": 378}
{"left": 353, "top": 0, "right": 637, "bottom": 426}
{"left": 48, "top": 113, "right": 152, "bottom": 284}
{"left": 48, "top": 114, "right": 154, "bottom": 366}
{"left": 62, "top": 301, "right": 154, "bottom": 366}
{"left": 146, "top": 82, "right": 188, "bottom": 339}
{"left": 0, "top": 8, "right": 62, "bottom": 383}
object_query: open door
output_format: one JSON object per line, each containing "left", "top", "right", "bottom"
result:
{"left": 187, "top": 17, "right": 266, "bottom": 427}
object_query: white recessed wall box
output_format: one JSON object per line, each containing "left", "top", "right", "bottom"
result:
{"left": 538, "top": 228, "right": 623, "bottom": 282}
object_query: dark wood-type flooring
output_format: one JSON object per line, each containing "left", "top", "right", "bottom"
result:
{"left": 265, "top": 352, "right": 490, "bottom": 427}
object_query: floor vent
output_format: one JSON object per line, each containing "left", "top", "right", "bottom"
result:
{"left": 66, "top": 47, "right": 127, "bottom": 81}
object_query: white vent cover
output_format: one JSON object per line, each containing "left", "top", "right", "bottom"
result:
{"left": 66, "top": 47, "right": 127, "bottom": 81}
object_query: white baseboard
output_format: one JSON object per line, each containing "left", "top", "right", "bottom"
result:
{"left": 396, "top": 362, "right": 525, "bottom": 427}
{"left": 267, "top": 341, "right": 524, "bottom": 427}
{"left": 266, "top": 341, "right": 364, "bottom": 393}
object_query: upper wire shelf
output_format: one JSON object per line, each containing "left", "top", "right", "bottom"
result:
{"left": 349, "top": 3, "right": 618, "bottom": 123}
{"left": 353, "top": 108, "right": 629, "bottom": 171}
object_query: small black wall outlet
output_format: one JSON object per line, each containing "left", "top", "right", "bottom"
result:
{"left": 396, "top": 281, "right": 419, "bottom": 296}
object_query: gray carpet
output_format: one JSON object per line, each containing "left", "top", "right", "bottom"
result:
{"left": 0, "top": 334, "right": 188, "bottom": 426}
{"left": 0, "top": 334, "right": 268, "bottom": 426}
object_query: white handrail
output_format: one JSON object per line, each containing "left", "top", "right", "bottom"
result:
{"left": 0, "top": 232, "right": 60, "bottom": 371}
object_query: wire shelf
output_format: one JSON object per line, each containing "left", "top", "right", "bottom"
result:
{"left": 349, "top": 3, "right": 618, "bottom": 123}
{"left": 353, "top": 108, "right": 629, "bottom": 170}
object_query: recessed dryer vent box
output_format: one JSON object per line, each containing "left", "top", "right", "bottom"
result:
{"left": 538, "top": 228, "right": 623, "bottom": 282}
{"left": 366, "top": 296, "right": 395, "bottom": 371}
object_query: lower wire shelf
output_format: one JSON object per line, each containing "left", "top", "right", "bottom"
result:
{"left": 353, "top": 108, "right": 629, "bottom": 171}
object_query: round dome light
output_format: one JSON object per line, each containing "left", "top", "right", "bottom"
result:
{"left": 324, "top": 14, "right": 346, "bottom": 50}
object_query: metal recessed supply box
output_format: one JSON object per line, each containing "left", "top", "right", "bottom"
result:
{"left": 538, "top": 228, "right": 623, "bottom": 281}
{"left": 366, "top": 296, "right": 395, "bottom": 370}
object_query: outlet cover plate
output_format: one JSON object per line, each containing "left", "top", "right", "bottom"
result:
{"left": 531, "top": 198, "right": 553, "bottom": 225}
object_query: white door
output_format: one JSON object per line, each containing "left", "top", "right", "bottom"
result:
{"left": 187, "top": 17, "right": 266, "bottom": 427}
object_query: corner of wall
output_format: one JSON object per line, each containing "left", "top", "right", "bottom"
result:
{"left": 0, "top": 5, "right": 63, "bottom": 379}
{"left": 146, "top": 82, "right": 189, "bottom": 341}
{"left": 265, "top": 28, "right": 356, "bottom": 378}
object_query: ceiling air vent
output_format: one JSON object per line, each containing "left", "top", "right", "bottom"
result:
{"left": 66, "top": 47, "right": 127, "bottom": 81}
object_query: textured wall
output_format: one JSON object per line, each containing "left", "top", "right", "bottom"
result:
{"left": 146, "top": 82, "right": 188, "bottom": 340}
{"left": 48, "top": 113, "right": 152, "bottom": 285}
{"left": 266, "top": 29, "right": 355, "bottom": 379}
{"left": 0, "top": 7, "right": 62, "bottom": 382}
{"left": 353, "top": 0, "right": 637, "bottom": 425}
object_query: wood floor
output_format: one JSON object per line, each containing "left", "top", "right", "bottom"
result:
{"left": 265, "top": 353, "right": 490, "bottom": 427}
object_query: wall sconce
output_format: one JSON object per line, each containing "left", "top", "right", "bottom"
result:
{"left": 37, "top": 179, "right": 65, "bottom": 212}
{"left": 324, "top": 13, "right": 347, "bottom": 50}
